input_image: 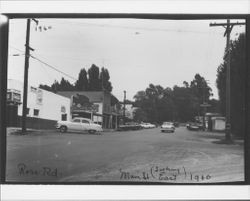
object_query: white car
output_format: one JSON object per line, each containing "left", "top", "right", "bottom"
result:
{"left": 141, "top": 122, "right": 156, "bottom": 129}
{"left": 56, "top": 117, "right": 103, "bottom": 134}
{"left": 161, "top": 122, "right": 175, "bottom": 133}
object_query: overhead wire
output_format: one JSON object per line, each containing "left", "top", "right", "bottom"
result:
{"left": 9, "top": 45, "right": 77, "bottom": 81}
{"left": 30, "top": 55, "right": 77, "bottom": 81}
{"left": 45, "top": 19, "right": 222, "bottom": 35}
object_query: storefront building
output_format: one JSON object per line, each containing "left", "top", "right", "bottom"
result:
{"left": 57, "top": 91, "right": 121, "bottom": 129}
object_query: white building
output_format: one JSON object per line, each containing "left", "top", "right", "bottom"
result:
{"left": 7, "top": 79, "right": 71, "bottom": 123}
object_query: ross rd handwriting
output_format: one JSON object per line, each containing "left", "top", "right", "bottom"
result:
{"left": 17, "top": 163, "right": 62, "bottom": 177}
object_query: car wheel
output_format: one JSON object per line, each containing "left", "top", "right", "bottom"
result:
{"left": 60, "top": 126, "right": 67, "bottom": 133}
{"left": 88, "top": 129, "right": 97, "bottom": 134}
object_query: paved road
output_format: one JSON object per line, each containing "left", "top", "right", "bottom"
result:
{"left": 6, "top": 126, "right": 244, "bottom": 183}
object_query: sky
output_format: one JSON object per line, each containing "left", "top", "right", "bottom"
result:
{"left": 8, "top": 18, "right": 245, "bottom": 101}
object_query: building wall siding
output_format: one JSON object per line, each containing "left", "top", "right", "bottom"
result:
{"left": 8, "top": 79, "right": 71, "bottom": 122}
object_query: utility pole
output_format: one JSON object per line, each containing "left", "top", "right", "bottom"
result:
{"left": 123, "top": 90, "right": 126, "bottom": 123}
{"left": 210, "top": 20, "right": 245, "bottom": 142}
{"left": 21, "top": 18, "right": 38, "bottom": 133}
{"left": 21, "top": 19, "right": 31, "bottom": 133}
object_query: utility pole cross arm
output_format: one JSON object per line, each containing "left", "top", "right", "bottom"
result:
{"left": 209, "top": 22, "right": 245, "bottom": 27}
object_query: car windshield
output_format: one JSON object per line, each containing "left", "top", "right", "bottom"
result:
{"left": 163, "top": 122, "right": 173, "bottom": 125}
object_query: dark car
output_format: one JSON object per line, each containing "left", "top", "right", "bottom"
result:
{"left": 186, "top": 122, "right": 200, "bottom": 131}
{"left": 118, "top": 122, "right": 142, "bottom": 131}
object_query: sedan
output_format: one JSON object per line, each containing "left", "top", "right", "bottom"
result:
{"left": 161, "top": 122, "right": 175, "bottom": 133}
{"left": 141, "top": 122, "right": 156, "bottom": 129}
{"left": 56, "top": 117, "right": 103, "bottom": 134}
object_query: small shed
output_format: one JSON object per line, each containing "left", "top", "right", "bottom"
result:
{"left": 211, "top": 117, "right": 225, "bottom": 131}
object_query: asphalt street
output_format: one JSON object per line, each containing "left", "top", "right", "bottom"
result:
{"left": 6, "top": 126, "right": 244, "bottom": 183}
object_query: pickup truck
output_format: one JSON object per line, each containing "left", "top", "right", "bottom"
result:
{"left": 56, "top": 117, "right": 103, "bottom": 134}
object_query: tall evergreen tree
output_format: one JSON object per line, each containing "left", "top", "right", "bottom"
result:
{"left": 100, "top": 67, "right": 113, "bottom": 92}
{"left": 88, "top": 64, "right": 101, "bottom": 91}
{"left": 39, "top": 64, "right": 114, "bottom": 93}
{"left": 59, "top": 77, "right": 75, "bottom": 91}
{"left": 51, "top": 80, "right": 60, "bottom": 92}
{"left": 39, "top": 84, "right": 53, "bottom": 92}
{"left": 75, "top": 68, "right": 88, "bottom": 91}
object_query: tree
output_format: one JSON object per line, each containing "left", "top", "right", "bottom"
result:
{"left": 172, "top": 85, "right": 196, "bottom": 122}
{"left": 134, "top": 84, "right": 174, "bottom": 123}
{"left": 39, "top": 84, "right": 53, "bottom": 92}
{"left": 100, "top": 67, "right": 113, "bottom": 92}
{"left": 59, "top": 77, "right": 75, "bottom": 91}
{"left": 190, "top": 73, "right": 212, "bottom": 105}
{"left": 216, "top": 33, "right": 246, "bottom": 137}
{"left": 51, "top": 80, "right": 60, "bottom": 92}
{"left": 133, "top": 73, "right": 213, "bottom": 124}
{"left": 75, "top": 68, "right": 88, "bottom": 91}
{"left": 208, "top": 99, "right": 220, "bottom": 113}
{"left": 133, "top": 108, "right": 148, "bottom": 122}
{"left": 88, "top": 64, "right": 101, "bottom": 91}
{"left": 133, "top": 91, "right": 147, "bottom": 103}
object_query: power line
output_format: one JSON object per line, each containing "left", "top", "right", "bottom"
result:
{"left": 30, "top": 55, "right": 77, "bottom": 81}
{"left": 37, "top": 58, "right": 55, "bottom": 83}
{"left": 9, "top": 45, "right": 77, "bottom": 81}
{"left": 9, "top": 45, "right": 25, "bottom": 53}
{"left": 47, "top": 20, "right": 224, "bottom": 35}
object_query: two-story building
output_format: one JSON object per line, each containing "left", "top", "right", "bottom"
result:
{"left": 57, "top": 91, "right": 121, "bottom": 129}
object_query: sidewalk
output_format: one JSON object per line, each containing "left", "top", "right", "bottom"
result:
{"left": 6, "top": 127, "right": 54, "bottom": 136}
{"left": 6, "top": 127, "right": 117, "bottom": 135}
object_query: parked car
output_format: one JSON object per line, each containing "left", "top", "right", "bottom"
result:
{"left": 161, "top": 122, "right": 175, "bottom": 133}
{"left": 118, "top": 122, "right": 142, "bottom": 131}
{"left": 56, "top": 117, "right": 103, "bottom": 134}
{"left": 140, "top": 122, "right": 156, "bottom": 129}
{"left": 186, "top": 122, "right": 200, "bottom": 131}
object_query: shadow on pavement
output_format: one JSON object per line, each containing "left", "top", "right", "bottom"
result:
{"left": 212, "top": 138, "right": 244, "bottom": 146}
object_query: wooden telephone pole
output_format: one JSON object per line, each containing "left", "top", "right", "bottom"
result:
{"left": 21, "top": 19, "right": 31, "bottom": 133}
{"left": 210, "top": 20, "right": 245, "bottom": 142}
{"left": 22, "top": 18, "right": 38, "bottom": 133}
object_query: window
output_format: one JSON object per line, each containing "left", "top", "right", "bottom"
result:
{"left": 93, "top": 104, "right": 99, "bottom": 112}
{"left": 73, "top": 119, "right": 81, "bottom": 123}
{"left": 33, "top": 109, "right": 39, "bottom": 116}
{"left": 61, "top": 114, "right": 67, "bottom": 121}
{"left": 26, "top": 108, "right": 30, "bottom": 115}
{"left": 82, "top": 119, "right": 90, "bottom": 124}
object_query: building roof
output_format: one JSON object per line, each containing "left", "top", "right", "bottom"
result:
{"left": 57, "top": 91, "right": 105, "bottom": 102}
{"left": 57, "top": 91, "right": 120, "bottom": 105}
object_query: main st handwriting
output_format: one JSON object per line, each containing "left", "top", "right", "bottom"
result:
{"left": 120, "top": 165, "right": 211, "bottom": 182}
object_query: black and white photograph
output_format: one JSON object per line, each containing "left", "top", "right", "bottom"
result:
{"left": 2, "top": 15, "right": 247, "bottom": 184}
